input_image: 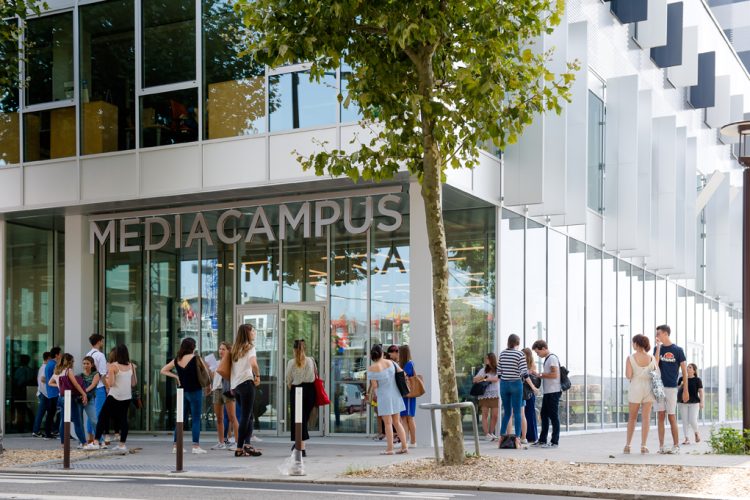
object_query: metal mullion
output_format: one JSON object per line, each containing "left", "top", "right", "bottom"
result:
{"left": 565, "top": 235, "right": 569, "bottom": 432}
{"left": 364, "top": 223, "right": 371, "bottom": 436}
{"left": 195, "top": 0, "right": 203, "bottom": 142}
{"left": 23, "top": 100, "right": 76, "bottom": 113}
{"left": 267, "top": 62, "right": 312, "bottom": 76}
{"left": 73, "top": 3, "right": 81, "bottom": 192}
{"left": 583, "top": 244, "right": 587, "bottom": 431}
{"left": 144, "top": 247, "right": 151, "bottom": 431}
{"left": 17, "top": 16, "right": 25, "bottom": 168}
{"left": 138, "top": 81, "right": 198, "bottom": 97}
{"left": 134, "top": 0, "right": 141, "bottom": 155}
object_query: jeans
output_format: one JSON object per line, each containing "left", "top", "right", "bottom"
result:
{"left": 44, "top": 396, "right": 59, "bottom": 437}
{"left": 33, "top": 394, "right": 49, "bottom": 434}
{"left": 58, "top": 396, "right": 86, "bottom": 445}
{"left": 95, "top": 396, "right": 131, "bottom": 443}
{"left": 539, "top": 391, "right": 561, "bottom": 445}
{"left": 499, "top": 379, "right": 523, "bottom": 436}
{"left": 86, "top": 387, "right": 107, "bottom": 436}
{"left": 524, "top": 394, "right": 538, "bottom": 442}
{"left": 234, "top": 381, "right": 256, "bottom": 448}
{"left": 81, "top": 396, "right": 98, "bottom": 438}
{"left": 174, "top": 389, "right": 203, "bottom": 445}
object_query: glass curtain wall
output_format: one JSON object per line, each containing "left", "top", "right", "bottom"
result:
{"left": 0, "top": 21, "right": 20, "bottom": 165}
{"left": 4, "top": 221, "right": 64, "bottom": 433}
{"left": 567, "top": 239, "right": 585, "bottom": 430}
{"left": 525, "top": 220, "right": 546, "bottom": 347}
{"left": 500, "top": 209, "right": 524, "bottom": 339}
{"left": 602, "top": 253, "right": 616, "bottom": 427}
{"left": 547, "top": 228, "right": 567, "bottom": 429}
{"left": 614, "top": 260, "right": 630, "bottom": 426}
{"left": 585, "top": 247, "right": 602, "bottom": 429}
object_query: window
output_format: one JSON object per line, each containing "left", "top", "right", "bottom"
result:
{"left": 140, "top": 89, "right": 198, "bottom": 147}
{"left": 269, "top": 70, "right": 337, "bottom": 131}
{"left": 587, "top": 87, "right": 605, "bottom": 213}
{"left": 585, "top": 246, "right": 602, "bottom": 429}
{"left": 142, "top": 0, "right": 196, "bottom": 88}
{"left": 79, "top": 0, "right": 136, "bottom": 154}
{"left": 202, "top": 0, "right": 265, "bottom": 138}
{"left": 340, "top": 61, "right": 361, "bottom": 123}
{"left": 567, "top": 239, "right": 586, "bottom": 430}
{"left": 0, "top": 23, "right": 20, "bottom": 165}
{"left": 500, "top": 209, "right": 524, "bottom": 339}
{"left": 526, "top": 220, "right": 546, "bottom": 346}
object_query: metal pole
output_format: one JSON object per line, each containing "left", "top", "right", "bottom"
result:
{"left": 743, "top": 166, "right": 750, "bottom": 434}
{"left": 430, "top": 409, "right": 439, "bottom": 463}
{"left": 175, "top": 388, "right": 184, "bottom": 473}
{"left": 290, "top": 386, "right": 305, "bottom": 476}
{"left": 63, "top": 390, "right": 71, "bottom": 470}
{"left": 469, "top": 403, "right": 480, "bottom": 457}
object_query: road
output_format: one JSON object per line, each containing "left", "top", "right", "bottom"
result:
{"left": 0, "top": 472, "right": 611, "bottom": 500}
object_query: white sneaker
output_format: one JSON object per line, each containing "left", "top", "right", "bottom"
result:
{"left": 210, "top": 442, "right": 226, "bottom": 450}
{"left": 116, "top": 444, "right": 127, "bottom": 452}
{"left": 84, "top": 442, "right": 99, "bottom": 451}
{"left": 171, "top": 446, "right": 186, "bottom": 454}
{"left": 250, "top": 435, "right": 262, "bottom": 442}
{"left": 669, "top": 446, "right": 680, "bottom": 454}
{"left": 228, "top": 437, "right": 236, "bottom": 445}
{"left": 75, "top": 443, "right": 84, "bottom": 450}
{"left": 191, "top": 447, "right": 207, "bottom": 454}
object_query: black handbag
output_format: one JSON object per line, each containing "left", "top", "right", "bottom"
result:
{"left": 470, "top": 381, "right": 490, "bottom": 397}
{"left": 523, "top": 374, "right": 541, "bottom": 400}
{"left": 392, "top": 361, "right": 410, "bottom": 397}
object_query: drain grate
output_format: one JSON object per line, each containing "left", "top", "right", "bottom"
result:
{"left": 35, "top": 462, "right": 247, "bottom": 473}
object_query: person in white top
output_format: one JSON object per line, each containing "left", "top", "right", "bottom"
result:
{"left": 31, "top": 352, "right": 50, "bottom": 438}
{"left": 210, "top": 341, "right": 239, "bottom": 450}
{"left": 624, "top": 334, "right": 657, "bottom": 454}
{"left": 85, "top": 334, "right": 108, "bottom": 443}
{"left": 284, "top": 339, "right": 317, "bottom": 456}
{"left": 89, "top": 344, "right": 135, "bottom": 452}
{"left": 230, "top": 324, "right": 261, "bottom": 457}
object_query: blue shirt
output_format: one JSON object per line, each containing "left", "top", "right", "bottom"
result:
{"left": 654, "top": 344, "right": 686, "bottom": 388}
{"left": 45, "top": 359, "right": 59, "bottom": 398}
{"left": 403, "top": 360, "right": 414, "bottom": 377}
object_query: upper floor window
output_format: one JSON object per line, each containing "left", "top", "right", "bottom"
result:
{"left": 269, "top": 68, "right": 337, "bottom": 132}
{"left": 142, "top": 0, "right": 196, "bottom": 88}
{"left": 0, "top": 20, "right": 20, "bottom": 165}
{"left": 26, "top": 13, "right": 74, "bottom": 106}
{"left": 587, "top": 74, "right": 605, "bottom": 213}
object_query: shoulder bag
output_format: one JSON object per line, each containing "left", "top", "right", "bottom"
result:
{"left": 405, "top": 364, "right": 426, "bottom": 399}
{"left": 196, "top": 357, "right": 211, "bottom": 388}
{"left": 650, "top": 360, "right": 666, "bottom": 402}
{"left": 216, "top": 352, "right": 232, "bottom": 380}
{"left": 392, "top": 361, "right": 410, "bottom": 397}
{"left": 549, "top": 354, "right": 571, "bottom": 392}
{"left": 313, "top": 360, "right": 331, "bottom": 406}
{"left": 498, "top": 434, "right": 519, "bottom": 449}
{"left": 470, "top": 380, "right": 490, "bottom": 397}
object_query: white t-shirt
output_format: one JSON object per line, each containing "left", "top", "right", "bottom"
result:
{"left": 542, "top": 354, "right": 562, "bottom": 394}
{"left": 230, "top": 347, "right": 256, "bottom": 390}
{"left": 37, "top": 365, "right": 47, "bottom": 397}
{"left": 86, "top": 348, "right": 108, "bottom": 389}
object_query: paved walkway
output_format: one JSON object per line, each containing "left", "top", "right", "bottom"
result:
{"left": 2, "top": 424, "right": 748, "bottom": 477}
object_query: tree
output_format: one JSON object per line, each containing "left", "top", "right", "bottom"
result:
{"left": 235, "top": 0, "right": 577, "bottom": 465}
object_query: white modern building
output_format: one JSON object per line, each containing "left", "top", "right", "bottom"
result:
{"left": 1, "top": 0, "right": 746, "bottom": 441}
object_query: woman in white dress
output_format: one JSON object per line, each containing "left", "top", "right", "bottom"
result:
{"left": 624, "top": 334, "right": 657, "bottom": 454}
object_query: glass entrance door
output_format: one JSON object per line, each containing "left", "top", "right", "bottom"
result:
{"left": 235, "top": 303, "right": 325, "bottom": 436}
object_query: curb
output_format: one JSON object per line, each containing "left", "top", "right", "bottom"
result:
{"left": 0, "top": 467, "right": 740, "bottom": 500}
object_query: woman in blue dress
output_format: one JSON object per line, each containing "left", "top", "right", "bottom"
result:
{"left": 398, "top": 345, "right": 417, "bottom": 447}
{"left": 367, "top": 344, "right": 408, "bottom": 454}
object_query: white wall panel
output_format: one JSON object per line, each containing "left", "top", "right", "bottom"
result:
{"left": 705, "top": 75, "right": 731, "bottom": 129}
{"left": 683, "top": 137, "right": 698, "bottom": 280}
{"left": 705, "top": 179, "right": 729, "bottom": 298}
{"left": 24, "top": 160, "right": 78, "bottom": 206}
{"left": 667, "top": 26, "right": 699, "bottom": 87}
{"left": 470, "top": 151, "right": 502, "bottom": 205}
{"left": 503, "top": 107, "right": 544, "bottom": 206}
{"left": 604, "top": 75, "right": 639, "bottom": 252}
{"left": 140, "top": 145, "right": 202, "bottom": 197}
{"left": 0, "top": 168, "right": 22, "bottom": 210}
{"left": 81, "top": 153, "right": 138, "bottom": 202}
{"left": 340, "top": 123, "right": 378, "bottom": 155}
{"left": 203, "top": 137, "right": 266, "bottom": 189}
{"left": 727, "top": 187, "right": 742, "bottom": 303}
{"left": 529, "top": 13, "right": 569, "bottom": 217}
{"left": 651, "top": 116, "right": 677, "bottom": 271}
{"left": 635, "top": 0, "right": 668, "bottom": 49}
{"left": 670, "top": 127, "right": 687, "bottom": 275}
{"left": 269, "top": 128, "right": 336, "bottom": 181}
{"left": 636, "top": 91, "right": 653, "bottom": 257}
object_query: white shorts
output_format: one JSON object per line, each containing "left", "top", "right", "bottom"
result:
{"left": 655, "top": 387, "right": 678, "bottom": 415}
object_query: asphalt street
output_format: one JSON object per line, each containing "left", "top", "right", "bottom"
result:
{"left": 0, "top": 472, "right": 611, "bottom": 500}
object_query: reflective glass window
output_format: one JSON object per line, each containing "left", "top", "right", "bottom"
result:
{"left": 655, "top": 277, "right": 667, "bottom": 327}
{"left": 140, "top": 88, "right": 198, "bottom": 147}
{"left": 239, "top": 206, "right": 279, "bottom": 304}
{"left": 667, "top": 281, "right": 677, "bottom": 343}
{"left": 644, "top": 272, "right": 655, "bottom": 336}
{"left": 25, "top": 13, "right": 74, "bottom": 106}
{"left": 79, "top": 0, "right": 136, "bottom": 154}
{"left": 24, "top": 107, "right": 76, "bottom": 161}
{"left": 340, "top": 61, "right": 361, "bottom": 123}
{"left": 281, "top": 203, "right": 327, "bottom": 302}
{"left": 631, "top": 266, "right": 644, "bottom": 337}
{"left": 142, "top": 0, "right": 196, "bottom": 87}
{"left": 615, "top": 260, "right": 630, "bottom": 426}
{"left": 587, "top": 91, "right": 605, "bottom": 212}
{"left": 203, "top": 0, "right": 265, "bottom": 138}
{"left": 269, "top": 70, "right": 337, "bottom": 131}
{"left": 567, "top": 239, "right": 586, "bottom": 429}
{"left": 0, "top": 26, "right": 20, "bottom": 165}
{"left": 585, "top": 246, "right": 602, "bottom": 429}
{"left": 548, "top": 229, "right": 567, "bottom": 429}
{"left": 500, "top": 209, "right": 524, "bottom": 339}
{"left": 526, "top": 220, "right": 546, "bottom": 346}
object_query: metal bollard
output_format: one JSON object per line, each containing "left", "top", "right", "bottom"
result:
{"left": 290, "top": 386, "right": 305, "bottom": 476}
{"left": 174, "top": 388, "right": 184, "bottom": 473}
{"left": 419, "top": 401, "right": 481, "bottom": 463}
{"left": 63, "top": 390, "right": 71, "bottom": 470}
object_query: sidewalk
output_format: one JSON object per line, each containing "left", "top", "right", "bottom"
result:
{"left": 1, "top": 425, "right": 748, "bottom": 499}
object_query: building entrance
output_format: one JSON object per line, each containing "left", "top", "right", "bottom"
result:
{"left": 235, "top": 303, "right": 326, "bottom": 437}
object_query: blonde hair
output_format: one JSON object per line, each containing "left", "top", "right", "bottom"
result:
{"left": 523, "top": 347, "right": 534, "bottom": 370}
{"left": 294, "top": 339, "right": 306, "bottom": 368}
{"left": 232, "top": 324, "right": 256, "bottom": 362}
{"left": 55, "top": 353, "right": 74, "bottom": 375}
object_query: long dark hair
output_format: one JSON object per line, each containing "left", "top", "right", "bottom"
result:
{"left": 398, "top": 345, "right": 412, "bottom": 368}
{"left": 370, "top": 344, "right": 384, "bottom": 362}
{"left": 177, "top": 337, "right": 197, "bottom": 361}
{"left": 115, "top": 344, "right": 130, "bottom": 365}
{"left": 485, "top": 352, "right": 497, "bottom": 374}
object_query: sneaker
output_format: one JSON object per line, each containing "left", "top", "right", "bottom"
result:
{"left": 191, "top": 447, "right": 207, "bottom": 454}
{"left": 541, "top": 443, "right": 558, "bottom": 448}
{"left": 521, "top": 439, "right": 529, "bottom": 445}
{"left": 250, "top": 435, "right": 262, "bottom": 442}
{"left": 210, "top": 442, "right": 227, "bottom": 450}
{"left": 171, "top": 446, "right": 185, "bottom": 454}
{"left": 76, "top": 443, "right": 85, "bottom": 450}
{"left": 657, "top": 447, "right": 667, "bottom": 454}
{"left": 530, "top": 441, "right": 545, "bottom": 447}
{"left": 116, "top": 444, "right": 127, "bottom": 452}
{"left": 228, "top": 437, "right": 236, "bottom": 445}
{"left": 31, "top": 432, "right": 44, "bottom": 438}
{"left": 484, "top": 434, "right": 494, "bottom": 441}
{"left": 669, "top": 446, "right": 680, "bottom": 454}
{"left": 84, "top": 443, "right": 99, "bottom": 451}
{"left": 99, "top": 443, "right": 109, "bottom": 450}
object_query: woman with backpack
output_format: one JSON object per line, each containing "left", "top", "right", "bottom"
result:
{"left": 51, "top": 353, "right": 88, "bottom": 449}
{"left": 367, "top": 344, "right": 408, "bottom": 455}
{"left": 161, "top": 337, "right": 209, "bottom": 454}
{"left": 472, "top": 353, "right": 499, "bottom": 440}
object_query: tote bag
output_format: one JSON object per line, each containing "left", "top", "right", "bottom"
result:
{"left": 314, "top": 376, "right": 330, "bottom": 406}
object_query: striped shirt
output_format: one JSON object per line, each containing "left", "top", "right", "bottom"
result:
{"left": 497, "top": 349, "right": 528, "bottom": 381}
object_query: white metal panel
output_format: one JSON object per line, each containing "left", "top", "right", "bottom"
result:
{"left": 562, "top": 21, "right": 589, "bottom": 226}
{"left": 140, "top": 145, "right": 202, "bottom": 197}
{"left": 340, "top": 123, "right": 378, "bottom": 155}
{"left": 502, "top": 109, "right": 544, "bottom": 206}
{"left": 670, "top": 127, "right": 687, "bottom": 275}
{"left": 727, "top": 187, "right": 743, "bottom": 303}
{"left": 705, "top": 75, "right": 731, "bottom": 129}
{"left": 635, "top": 0, "right": 668, "bottom": 49}
{"left": 683, "top": 137, "right": 697, "bottom": 280}
{"left": 666, "top": 26, "right": 699, "bottom": 87}
{"left": 269, "top": 128, "right": 337, "bottom": 181}
{"left": 651, "top": 116, "right": 676, "bottom": 271}
{"left": 0, "top": 167, "right": 22, "bottom": 210}
{"left": 24, "top": 160, "right": 78, "bottom": 206}
{"left": 623, "top": 90, "right": 653, "bottom": 258}
{"left": 705, "top": 179, "right": 729, "bottom": 298}
{"left": 604, "top": 75, "right": 639, "bottom": 252}
{"left": 444, "top": 160, "right": 472, "bottom": 193}
{"left": 470, "top": 151, "right": 502, "bottom": 205}
{"left": 203, "top": 137, "right": 267, "bottom": 189}
{"left": 529, "top": 12, "right": 569, "bottom": 217}
{"left": 81, "top": 153, "right": 138, "bottom": 202}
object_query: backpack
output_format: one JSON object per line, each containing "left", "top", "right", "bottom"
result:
{"left": 548, "top": 354, "right": 571, "bottom": 392}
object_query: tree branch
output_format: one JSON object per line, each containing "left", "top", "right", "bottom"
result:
{"left": 351, "top": 24, "right": 387, "bottom": 36}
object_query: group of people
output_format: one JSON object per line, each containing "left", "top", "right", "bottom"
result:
{"left": 474, "top": 337, "right": 562, "bottom": 448}
{"left": 31, "top": 334, "right": 136, "bottom": 451}
{"left": 625, "top": 324, "right": 703, "bottom": 454}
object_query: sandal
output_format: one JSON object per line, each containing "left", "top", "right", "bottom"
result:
{"left": 395, "top": 448, "right": 408, "bottom": 454}
{"left": 641, "top": 446, "right": 649, "bottom": 454}
{"left": 380, "top": 450, "right": 394, "bottom": 455}
{"left": 682, "top": 438, "right": 690, "bottom": 445}
{"left": 623, "top": 445, "right": 630, "bottom": 454}
{"left": 243, "top": 445, "right": 262, "bottom": 456}
{"left": 234, "top": 448, "right": 251, "bottom": 457}
{"left": 695, "top": 433, "right": 701, "bottom": 443}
